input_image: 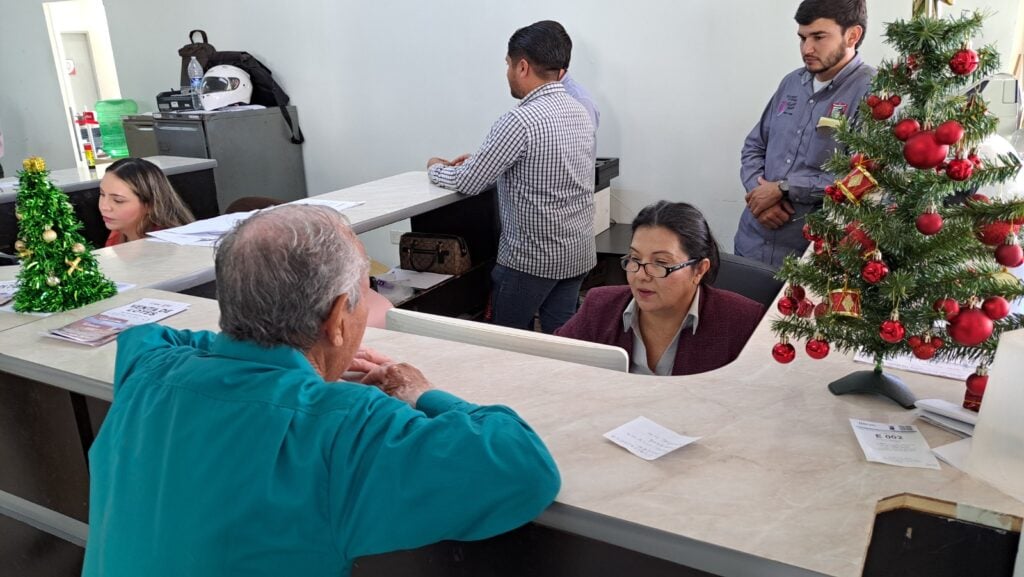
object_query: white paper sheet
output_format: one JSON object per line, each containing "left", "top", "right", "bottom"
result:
{"left": 376, "top": 268, "right": 453, "bottom": 291}
{"left": 850, "top": 419, "right": 941, "bottom": 470}
{"left": 933, "top": 437, "right": 973, "bottom": 470}
{"left": 603, "top": 416, "right": 701, "bottom": 461}
{"left": 853, "top": 350, "right": 975, "bottom": 381}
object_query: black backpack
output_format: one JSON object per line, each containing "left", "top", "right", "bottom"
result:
{"left": 206, "top": 51, "right": 304, "bottom": 144}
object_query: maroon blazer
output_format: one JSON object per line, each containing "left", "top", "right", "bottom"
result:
{"left": 555, "top": 285, "right": 765, "bottom": 376}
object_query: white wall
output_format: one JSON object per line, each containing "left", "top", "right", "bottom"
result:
{"left": 3, "top": 0, "right": 1020, "bottom": 251}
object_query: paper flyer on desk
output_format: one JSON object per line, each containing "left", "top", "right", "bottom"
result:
{"left": 849, "top": 419, "right": 941, "bottom": 470}
{"left": 46, "top": 297, "right": 189, "bottom": 346}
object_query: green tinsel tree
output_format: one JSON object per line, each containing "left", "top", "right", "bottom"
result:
{"left": 770, "top": 11, "right": 1024, "bottom": 410}
{"left": 13, "top": 157, "right": 116, "bottom": 312}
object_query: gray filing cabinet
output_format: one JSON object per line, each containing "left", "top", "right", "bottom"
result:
{"left": 152, "top": 106, "right": 306, "bottom": 211}
{"left": 123, "top": 114, "right": 160, "bottom": 158}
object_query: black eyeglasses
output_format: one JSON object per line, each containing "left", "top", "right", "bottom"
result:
{"left": 620, "top": 256, "right": 700, "bottom": 278}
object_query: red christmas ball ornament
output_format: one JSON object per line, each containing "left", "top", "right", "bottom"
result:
{"left": 777, "top": 296, "right": 798, "bottom": 316}
{"left": 888, "top": 95, "right": 902, "bottom": 107}
{"left": 802, "top": 223, "right": 819, "bottom": 242}
{"left": 861, "top": 259, "right": 890, "bottom": 284}
{"left": 982, "top": 296, "right": 1011, "bottom": 320}
{"left": 893, "top": 118, "right": 921, "bottom": 141}
{"left": 825, "top": 184, "right": 845, "bottom": 203}
{"left": 866, "top": 94, "right": 881, "bottom": 107}
{"left": 970, "top": 193, "right": 990, "bottom": 204}
{"left": 790, "top": 285, "right": 806, "bottom": 301}
{"left": 907, "top": 335, "right": 923, "bottom": 348}
{"left": 813, "top": 302, "right": 830, "bottom": 318}
{"left": 871, "top": 100, "right": 895, "bottom": 121}
{"left": 916, "top": 211, "right": 943, "bottom": 235}
{"left": 949, "top": 48, "right": 980, "bottom": 75}
{"left": 966, "top": 370, "right": 988, "bottom": 395}
{"left": 931, "top": 337, "right": 944, "bottom": 349}
{"left": 879, "top": 318, "right": 906, "bottom": 344}
{"left": 977, "top": 221, "right": 1020, "bottom": 246}
{"left": 904, "top": 131, "right": 949, "bottom": 169}
{"left": 805, "top": 338, "right": 831, "bottom": 360}
{"left": 796, "top": 298, "right": 815, "bottom": 318}
{"left": 934, "top": 298, "right": 960, "bottom": 321}
{"left": 772, "top": 341, "right": 796, "bottom": 364}
{"left": 906, "top": 55, "right": 920, "bottom": 71}
{"left": 946, "top": 158, "right": 974, "bottom": 181}
{"left": 948, "top": 307, "right": 994, "bottom": 346}
{"left": 912, "top": 343, "right": 937, "bottom": 360}
{"left": 935, "top": 120, "right": 965, "bottom": 145}
{"left": 995, "top": 241, "right": 1024, "bottom": 267}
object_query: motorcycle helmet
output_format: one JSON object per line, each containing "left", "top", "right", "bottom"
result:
{"left": 199, "top": 65, "right": 253, "bottom": 111}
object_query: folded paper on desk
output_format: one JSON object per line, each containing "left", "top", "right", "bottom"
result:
{"left": 604, "top": 416, "right": 700, "bottom": 461}
{"left": 147, "top": 199, "right": 364, "bottom": 246}
{"left": 46, "top": 297, "right": 188, "bottom": 346}
{"left": 915, "top": 398, "right": 977, "bottom": 437}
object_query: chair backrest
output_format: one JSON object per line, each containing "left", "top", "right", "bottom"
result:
{"left": 711, "top": 252, "right": 783, "bottom": 310}
{"left": 386, "top": 309, "right": 629, "bottom": 372}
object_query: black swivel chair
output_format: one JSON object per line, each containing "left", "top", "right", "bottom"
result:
{"left": 711, "top": 253, "right": 783, "bottom": 314}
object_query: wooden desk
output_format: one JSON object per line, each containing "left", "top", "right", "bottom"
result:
{"left": 1, "top": 287, "right": 1021, "bottom": 577}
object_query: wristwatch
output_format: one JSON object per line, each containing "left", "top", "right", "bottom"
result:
{"left": 778, "top": 180, "right": 790, "bottom": 198}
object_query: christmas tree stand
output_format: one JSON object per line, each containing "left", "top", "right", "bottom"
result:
{"left": 828, "top": 369, "right": 917, "bottom": 409}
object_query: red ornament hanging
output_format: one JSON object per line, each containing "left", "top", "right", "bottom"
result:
{"left": 893, "top": 118, "right": 921, "bottom": 141}
{"left": 949, "top": 48, "right": 980, "bottom": 75}
{"left": 977, "top": 221, "right": 1021, "bottom": 246}
{"left": 995, "top": 239, "right": 1024, "bottom": 267}
{"left": 870, "top": 100, "right": 895, "bottom": 120}
{"left": 906, "top": 55, "right": 920, "bottom": 72}
{"left": 802, "top": 224, "right": 820, "bottom": 243}
{"left": 849, "top": 152, "right": 879, "bottom": 172}
{"left": 879, "top": 314, "right": 906, "bottom": 344}
{"left": 772, "top": 340, "right": 796, "bottom": 364}
{"left": 968, "top": 153, "right": 983, "bottom": 167}
{"left": 964, "top": 367, "right": 988, "bottom": 412}
{"left": 912, "top": 342, "right": 937, "bottom": 360}
{"left": 982, "top": 296, "right": 1010, "bottom": 320}
{"left": 866, "top": 94, "right": 881, "bottom": 107}
{"left": 824, "top": 184, "right": 846, "bottom": 203}
{"left": 835, "top": 165, "right": 878, "bottom": 204}
{"left": 907, "top": 335, "right": 923, "bottom": 349}
{"left": 813, "top": 302, "right": 830, "bottom": 318}
{"left": 946, "top": 158, "right": 974, "bottom": 181}
{"left": 777, "top": 295, "right": 798, "bottom": 316}
{"left": 790, "top": 285, "right": 806, "bottom": 301}
{"left": 933, "top": 298, "right": 960, "bottom": 321}
{"left": 916, "top": 210, "right": 943, "bottom": 235}
{"left": 903, "top": 131, "right": 949, "bottom": 169}
{"left": 860, "top": 252, "right": 889, "bottom": 284}
{"left": 970, "top": 193, "right": 990, "bottom": 204}
{"left": 841, "top": 222, "right": 876, "bottom": 254}
{"left": 830, "top": 288, "right": 862, "bottom": 317}
{"left": 796, "top": 298, "right": 815, "bottom": 318}
{"left": 805, "top": 337, "right": 830, "bottom": 360}
{"left": 948, "top": 306, "right": 994, "bottom": 346}
{"left": 935, "top": 120, "right": 965, "bottom": 145}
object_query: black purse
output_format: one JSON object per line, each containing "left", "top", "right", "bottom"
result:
{"left": 399, "top": 233, "right": 472, "bottom": 275}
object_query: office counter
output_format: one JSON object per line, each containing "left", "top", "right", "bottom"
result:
{"left": 1, "top": 287, "right": 1021, "bottom": 577}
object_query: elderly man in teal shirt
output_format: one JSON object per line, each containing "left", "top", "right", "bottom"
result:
{"left": 82, "top": 205, "right": 560, "bottom": 577}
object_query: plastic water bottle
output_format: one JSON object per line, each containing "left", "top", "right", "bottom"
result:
{"left": 187, "top": 56, "right": 204, "bottom": 110}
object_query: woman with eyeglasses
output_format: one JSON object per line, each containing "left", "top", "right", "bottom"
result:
{"left": 555, "top": 201, "right": 764, "bottom": 375}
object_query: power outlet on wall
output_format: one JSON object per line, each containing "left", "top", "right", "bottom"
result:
{"left": 390, "top": 230, "right": 404, "bottom": 245}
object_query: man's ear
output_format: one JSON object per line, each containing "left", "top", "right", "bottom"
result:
{"left": 322, "top": 294, "right": 350, "bottom": 348}
{"left": 516, "top": 57, "right": 530, "bottom": 77}
{"left": 845, "top": 25, "right": 863, "bottom": 49}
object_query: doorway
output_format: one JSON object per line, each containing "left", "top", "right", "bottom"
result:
{"left": 43, "top": 0, "right": 121, "bottom": 170}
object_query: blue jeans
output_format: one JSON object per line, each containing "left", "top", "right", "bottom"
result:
{"left": 490, "top": 264, "right": 586, "bottom": 334}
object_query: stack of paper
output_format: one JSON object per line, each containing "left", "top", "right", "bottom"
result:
{"left": 915, "top": 398, "right": 978, "bottom": 437}
{"left": 0, "top": 280, "right": 15, "bottom": 306}
{"left": 147, "top": 198, "right": 364, "bottom": 247}
{"left": 47, "top": 297, "right": 189, "bottom": 346}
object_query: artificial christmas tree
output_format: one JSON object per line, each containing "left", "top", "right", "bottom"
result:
{"left": 12, "top": 157, "right": 116, "bottom": 312}
{"left": 770, "top": 11, "right": 1024, "bottom": 410}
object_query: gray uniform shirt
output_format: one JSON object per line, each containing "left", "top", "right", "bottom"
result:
{"left": 734, "top": 54, "right": 875, "bottom": 267}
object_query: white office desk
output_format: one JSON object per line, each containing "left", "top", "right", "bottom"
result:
{"left": 1, "top": 289, "right": 1021, "bottom": 577}
{"left": 314, "top": 171, "right": 463, "bottom": 234}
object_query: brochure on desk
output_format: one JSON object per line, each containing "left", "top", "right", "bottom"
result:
{"left": 46, "top": 298, "right": 189, "bottom": 346}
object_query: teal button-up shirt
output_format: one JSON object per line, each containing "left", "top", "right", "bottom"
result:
{"left": 83, "top": 324, "right": 560, "bottom": 577}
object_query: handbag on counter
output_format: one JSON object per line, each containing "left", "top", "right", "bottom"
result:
{"left": 399, "top": 233, "right": 472, "bottom": 275}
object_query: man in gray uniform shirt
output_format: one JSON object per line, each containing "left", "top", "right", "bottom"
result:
{"left": 734, "top": 0, "right": 874, "bottom": 267}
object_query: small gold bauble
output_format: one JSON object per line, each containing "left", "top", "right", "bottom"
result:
{"left": 42, "top": 229, "right": 58, "bottom": 243}
{"left": 15, "top": 212, "right": 23, "bottom": 221}
{"left": 72, "top": 243, "right": 86, "bottom": 254}
{"left": 14, "top": 240, "right": 26, "bottom": 252}
{"left": 46, "top": 276, "right": 61, "bottom": 287}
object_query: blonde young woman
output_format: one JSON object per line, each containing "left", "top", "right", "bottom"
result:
{"left": 99, "top": 158, "right": 195, "bottom": 246}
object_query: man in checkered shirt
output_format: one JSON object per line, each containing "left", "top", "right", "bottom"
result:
{"left": 428, "top": 21, "right": 596, "bottom": 334}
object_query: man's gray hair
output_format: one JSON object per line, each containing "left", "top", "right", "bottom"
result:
{"left": 215, "top": 204, "right": 369, "bottom": 350}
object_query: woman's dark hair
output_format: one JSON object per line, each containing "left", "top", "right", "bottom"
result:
{"left": 631, "top": 201, "right": 720, "bottom": 285}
